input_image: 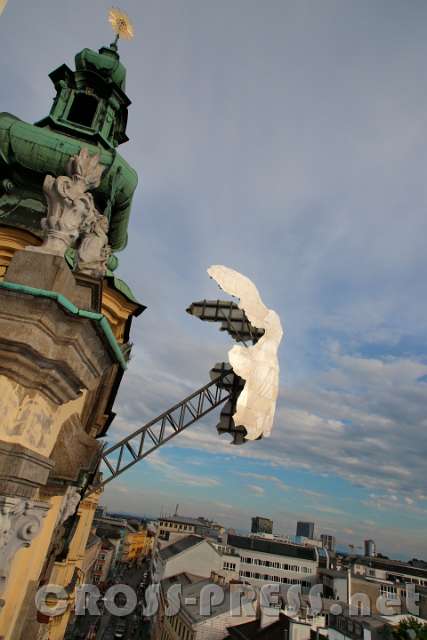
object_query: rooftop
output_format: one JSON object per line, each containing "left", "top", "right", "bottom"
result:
{"left": 179, "top": 580, "right": 255, "bottom": 625}
{"left": 227, "top": 534, "right": 318, "bottom": 561}
{"left": 355, "top": 556, "right": 427, "bottom": 579}
{"left": 161, "top": 514, "right": 223, "bottom": 528}
{"left": 161, "top": 572, "right": 206, "bottom": 594}
{"left": 158, "top": 535, "right": 204, "bottom": 562}
{"left": 226, "top": 617, "right": 285, "bottom": 639}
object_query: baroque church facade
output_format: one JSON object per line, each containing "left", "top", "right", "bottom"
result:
{"left": 0, "top": 36, "right": 143, "bottom": 639}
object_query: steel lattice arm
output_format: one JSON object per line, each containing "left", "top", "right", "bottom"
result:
{"left": 97, "top": 375, "right": 231, "bottom": 487}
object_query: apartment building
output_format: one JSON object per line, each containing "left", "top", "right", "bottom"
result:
{"left": 94, "top": 509, "right": 133, "bottom": 568}
{"left": 92, "top": 539, "right": 115, "bottom": 586}
{"left": 353, "top": 557, "right": 427, "bottom": 589}
{"left": 81, "top": 533, "right": 103, "bottom": 583}
{"left": 321, "top": 535, "right": 337, "bottom": 553}
{"left": 226, "top": 610, "right": 329, "bottom": 640}
{"left": 157, "top": 515, "right": 225, "bottom": 549}
{"left": 327, "top": 611, "right": 427, "bottom": 640}
{"left": 319, "top": 567, "right": 404, "bottom": 616}
{"left": 251, "top": 517, "right": 273, "bottom": 535}
{"left": 158, "top": 575, "right": 257, "bottom": 640}
{"left": 153, "top": 535, "right": 240, "bottom": 584}
{"left": 121, "top": 523, "right": 154, "bottom": 564}
{"left": 227, "top": 534, "right": 319, "bottom": 591}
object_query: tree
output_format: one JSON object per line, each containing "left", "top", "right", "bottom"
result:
{"left": 391, "top": 617, "right": 427, "bottom": 640}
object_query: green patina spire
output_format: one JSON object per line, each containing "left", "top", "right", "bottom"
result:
{"left": 36, "top": 42, "right": 130, "bottom": 148}
{"left": 0, "top": 38, "right": 139, "bottom": 253}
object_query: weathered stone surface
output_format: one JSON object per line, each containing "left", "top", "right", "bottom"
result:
{"left": 76, "top": 211, "right": 111, "bottom": 278}
{"left": 0, "top": 497, "right": 49, "bottom": 599}
{"left": 0, "top": 443, "right": 53, "bottom": 499}
{"left": 30, "top": 148, "right": 105, "bottom": 259}
{"left": 0, "top": 289, "right": 115, "bottom": 404}
{"left": 56, "top": 486, "right": 81, "bottom": 525}
{"left": 73, "top": 273, "right": 103, "bottom": 312}
{"left": 49, "top": 413, "right": 101, "bottom": 484}
{"left": 5, "top": 251, "right": 78, "bottom": 304}
{"left": 5, "top": 249, "right": 103, "bottom": 312}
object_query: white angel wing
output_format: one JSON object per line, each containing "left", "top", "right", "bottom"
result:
{"left": 207, "top": 265, "right": 269, "bottom": 330}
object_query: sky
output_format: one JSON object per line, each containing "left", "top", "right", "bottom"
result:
{"left": 1, "top": 0, "right": 427, "bottom": 560}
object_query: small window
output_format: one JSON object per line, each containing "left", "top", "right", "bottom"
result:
{"left": 68, "top": 93, "right": 98, "bottom": 128}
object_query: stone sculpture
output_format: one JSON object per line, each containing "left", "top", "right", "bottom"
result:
{"left": 76, "top": 211, "right": 111, "bottom": 278}
{"left": 208, "top": 265, "right": 283, "bottom": 440}
{"left": 31, "top": 148, "right": 111, "bottom": 277}
{"left": 0, "top": 497, "right": 49, "bottom": 598}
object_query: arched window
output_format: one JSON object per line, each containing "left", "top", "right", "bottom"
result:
{"left": 68, "top": 93, "right": 98, "bottom": 128}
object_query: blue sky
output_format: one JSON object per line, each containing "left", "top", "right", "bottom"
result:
{"left": 1, "top": 0, "right": 427, "bottom": 559}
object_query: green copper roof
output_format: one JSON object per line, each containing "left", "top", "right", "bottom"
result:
{"left": 0, "top": 112, "right": 137, "bottom": 252}
{"left": 106, "top": 276, "right": 145, "bottom": 313}
{"left": 75, "top": 46, "right": 127, "bottom": 91}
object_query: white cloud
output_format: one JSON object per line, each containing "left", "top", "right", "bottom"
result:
{"left": 146, "top": 452, "right": 221, "bottom": 488}
{"left": 248, "top": 485, "right": 265, "bottom": 497}
{"left": 236, "top": 472, "right": 290, "bottom": 492}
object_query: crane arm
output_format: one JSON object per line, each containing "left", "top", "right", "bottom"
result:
{"left": 96, "top": 374, "right": 232, "bottom": 488}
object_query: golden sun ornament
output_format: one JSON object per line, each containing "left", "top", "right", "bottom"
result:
{"left": 108, "top": 7, "right": 134, "bottom": 42}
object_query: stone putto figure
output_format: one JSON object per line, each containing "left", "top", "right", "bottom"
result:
{"left": 76, "top": 211, "right": 111, "bottom": 278}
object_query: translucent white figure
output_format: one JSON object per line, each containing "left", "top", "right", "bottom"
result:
{"left": 208, "top": 265, "right": 283, "bottom": 440}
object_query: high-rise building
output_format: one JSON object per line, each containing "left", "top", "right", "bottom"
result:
{"left": 251, "top": 517, "right": 273, "bottom": 535}
{"left": 320, "top": 534, "right": 336, "bottom": 552}
{"left": 296, "top": 521, "right": 315, "bottom": 539}
{"left": 364, "top": 539, "right": 376, "bottom": 557}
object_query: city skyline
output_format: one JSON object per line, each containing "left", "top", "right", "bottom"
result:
{"left": 2, "top": 0, "right": 426, "bottom": 560}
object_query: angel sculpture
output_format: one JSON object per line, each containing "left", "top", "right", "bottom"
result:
{"left": 76, "top": 212, "right": 111, "bottom": 279}
{"left": 188, "top": 266, "right": 283, "bottom": 441}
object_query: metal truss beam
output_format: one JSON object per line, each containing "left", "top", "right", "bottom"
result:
{"left": 187, "top": 299, "right": 264, "bottom": 345}
{"left": 97, "top": 375, "right": 231, "bottom": 487}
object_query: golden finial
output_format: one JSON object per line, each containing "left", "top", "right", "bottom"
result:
{"left": 108, "top": 7, "right": 134, "bottom": 47}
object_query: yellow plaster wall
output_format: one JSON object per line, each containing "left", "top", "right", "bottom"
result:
{"left": 0, "top": 226, "right": 41, "bottom": 279}
{"left": 47, "top": 490, "right": 101, "bottom": 640}
{"left": 0, "top": 494, "right": 63, "bottom": 639}
{"left": 0, "top": 226, "right": 136, "bottom": 639}
{"left": 101, "top": 284, "right": 139, "bottom": 342}
{"left": 122, "top": 529, "right": 154, "bottom": 562}
{"left": 0, "top": 376, "right": 87, "bottom": 458}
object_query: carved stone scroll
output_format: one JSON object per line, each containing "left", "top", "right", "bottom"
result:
{"left": 0, "top": 497, "right": 49, "bottom": 599}
{"left": 30, "top": 148, "right": 106, "bottom": 261}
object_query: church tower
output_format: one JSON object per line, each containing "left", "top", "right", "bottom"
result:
{"left": 0, "top": 15, "right": 143, "bottom": 639}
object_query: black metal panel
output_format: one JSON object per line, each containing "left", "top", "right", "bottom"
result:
{"left": 187, "top": 299, "right": 264, "bottom": 345}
